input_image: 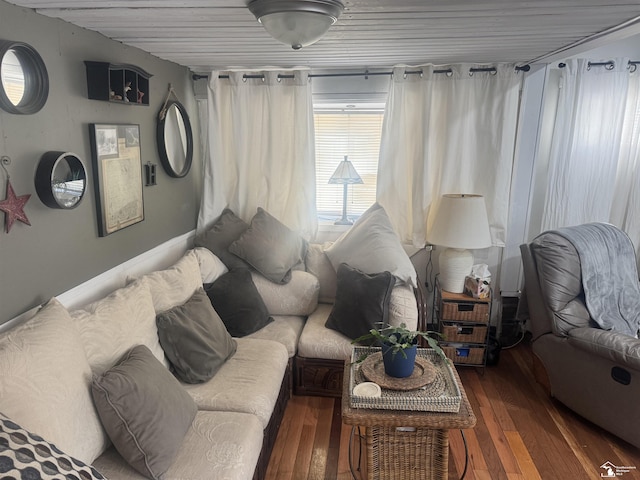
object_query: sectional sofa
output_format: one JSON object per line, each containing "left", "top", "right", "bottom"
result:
{"left": 0, "top": 205, "right": 420, "bottom": 480}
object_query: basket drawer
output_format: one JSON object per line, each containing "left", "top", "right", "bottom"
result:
{"left": 442, "top": 301, "right": 489, "bottom": 323}
{"left": 442, "top": 324, "right": 488, "bottom": 344}
{"left": 443, "top": 345, "right": 486, "bottom": 365}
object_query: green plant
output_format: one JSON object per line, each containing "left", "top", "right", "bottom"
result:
{"left": 352, "top": 323, "right": 448, "bottom": 363}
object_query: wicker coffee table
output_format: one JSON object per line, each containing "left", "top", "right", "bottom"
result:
{"left": 341, "top": 359, "right": 476, "bottom": 480}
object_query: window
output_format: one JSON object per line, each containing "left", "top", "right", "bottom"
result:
{"left": 314, "top": 104, "right": 384, "bottom": 221}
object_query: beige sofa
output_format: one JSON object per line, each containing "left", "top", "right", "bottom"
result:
{"left": 0, "top": 248, "right": 289, "bottom": 480}
{"left": 0, "top": 235, "right": 419, "bottom": 479}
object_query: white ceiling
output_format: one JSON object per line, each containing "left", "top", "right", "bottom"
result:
{"left": 5, "top": 0, "right": 640, "bottom": 73}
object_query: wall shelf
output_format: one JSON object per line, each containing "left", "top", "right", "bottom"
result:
{"left": 84, "top": 61, "right": 152, "bottom": 106}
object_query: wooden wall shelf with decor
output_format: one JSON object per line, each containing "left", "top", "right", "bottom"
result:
{"left": 84, "top": 61, "right": 151, "bottom": 105}
{"left": 433, "top": 275, "right": 491, "bottom": 368}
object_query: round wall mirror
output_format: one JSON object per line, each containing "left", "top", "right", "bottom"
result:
{"left": 0, "top": 40, "right": 49, "bottom": 114}
{"left": 157, "top": 100, "right": 193, "bottom": 178}
{"left": 35, "top": 151, "right": 87, "bottom": 209}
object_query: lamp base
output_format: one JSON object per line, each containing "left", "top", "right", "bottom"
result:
{"left": 334, "top": 217, "right": 353, "bottom": 225}
{"left": 439, "top": 248, "right": 473, "bottom": 293}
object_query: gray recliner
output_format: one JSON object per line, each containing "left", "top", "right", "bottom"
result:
{"left": 520, "top": 224, "right": 640, "bottom": 448}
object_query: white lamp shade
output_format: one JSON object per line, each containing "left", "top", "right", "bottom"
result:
{"left": 428, "top": 194, "right": 492, "bottom": 293}
{"left": 328, "top": 156, "right": 363, "bottom": 184}
{"left": 428, "top": 194, "right": 492, "bottom": 249}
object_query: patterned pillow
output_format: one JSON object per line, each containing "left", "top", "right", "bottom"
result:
{"left": 0, "top": 412, "right": 105, "bottom": 480}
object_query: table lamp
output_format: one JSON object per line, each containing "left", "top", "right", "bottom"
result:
{"left": 328, "top": 155, "right": 363, "bottom": 225}
{"left": 428, "top": 194, "right": 492, "bottom": 293}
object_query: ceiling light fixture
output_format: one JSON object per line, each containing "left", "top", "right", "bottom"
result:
{"left": 248, "top": 0, "right": 344, "bottom": 50}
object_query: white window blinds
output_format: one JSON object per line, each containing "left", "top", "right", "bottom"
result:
{"left": 314, "top": 108, "right": 384, "bottom": 219}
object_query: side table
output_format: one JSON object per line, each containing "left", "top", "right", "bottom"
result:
{"left": 341, "top": 363, "right": 476, "bottom": 480}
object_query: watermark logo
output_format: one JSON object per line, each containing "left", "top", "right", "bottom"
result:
{"left": 600, "top": 461, "right": 637, "bottom": 477}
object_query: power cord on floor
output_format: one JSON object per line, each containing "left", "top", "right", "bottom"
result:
{"left": 501, "top": 320, "right": 526, "bottom": 350}
{"left": 459, "top": 428, "right": 469, "bottom": 480}
{"left": 349, "top": 426, "right": 362, "bottom": 479}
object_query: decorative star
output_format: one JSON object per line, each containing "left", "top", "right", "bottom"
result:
{"left": 0, "top": 179, "right": 31, "bottom": 233}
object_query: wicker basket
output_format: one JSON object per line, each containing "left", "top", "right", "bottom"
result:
{"left": 442, "top": 346, "right": 486, "bottom": 365}
{"left": 442, "top": 324, "right": 488, "bottom": 344}
{"left": 365, "top": 426, "right": 449, "bottom": 480}
{"left": 441, "top": 301, "right": 489, "bottom": 323}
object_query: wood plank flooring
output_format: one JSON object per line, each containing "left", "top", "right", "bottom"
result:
{"left": 266, "top": 341, "right": 640, "bottom": 480}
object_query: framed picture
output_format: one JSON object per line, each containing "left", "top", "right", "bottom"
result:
{"left": 89, "top": 124, "right": 144, "bottom": 236}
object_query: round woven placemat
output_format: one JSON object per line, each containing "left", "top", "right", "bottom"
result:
{"left": 360, "top": 352, "right": 438, "bottom": 391}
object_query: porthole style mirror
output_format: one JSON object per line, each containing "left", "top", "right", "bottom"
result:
{"left": 0, "top": 40, "right": 49, "bottom": 114}
{"left": 157, "top": 100, "right": 193, "bottom": 178}
{"left": 35, "top": 151, "right": 87, "bottom": 209}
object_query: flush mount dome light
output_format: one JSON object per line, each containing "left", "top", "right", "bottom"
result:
{"left": 248, "top": 0, "right": 344, "bottom": 50}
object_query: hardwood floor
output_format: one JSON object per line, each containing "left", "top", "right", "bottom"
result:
{"left": 266, "top": 341, "right": 640, "bottom": 480}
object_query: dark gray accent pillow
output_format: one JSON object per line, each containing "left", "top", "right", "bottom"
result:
{"left": 156, "top": 288, "right": 237, "bottom": 384}
{"left": 325, "top": 263, "right": 395, "bottom": 341}
{"left": 194, "top": 208, "right": 250, "bottom": 270}
{"left": 0, "top": 411, "right": 106, "bottom": 480}
{"left": 205, "top": 269, "right": 273, "bottom": 337}
{"left": 91, "top": 345, "right": 197, "bottom": 480}
{"left": 228, "top": 207, "right": 307, "bottom": 284}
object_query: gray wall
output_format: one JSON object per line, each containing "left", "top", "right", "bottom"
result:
{"left": 0, "top": 1, "right": 201, "bottom": 324}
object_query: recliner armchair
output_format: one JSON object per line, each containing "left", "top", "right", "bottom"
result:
{"left": 520, "top": 224, "right": 640, "bottom": 448}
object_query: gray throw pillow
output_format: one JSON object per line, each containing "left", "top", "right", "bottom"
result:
{"left": 205, "top": 269, "right": 273, "bottom": 337}
{"left": 229, "top": 207, "right": 307, "bottom": 284}
{"left": 156, "top": 288, "right": 237, "bottom": 384}
{"left": 91, "top": 345, "right": 197, "bottom": 480}
{"left": 194, "top": 208, "right": 250, "bottom": 270}
{"left": 325, "top": 263, "right": 395, "bottom": 341}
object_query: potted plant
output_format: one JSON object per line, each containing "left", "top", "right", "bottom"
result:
{"left": 353, "top": 323, "right": 447, "bottom": 378}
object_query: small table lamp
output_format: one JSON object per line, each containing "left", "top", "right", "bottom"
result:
{"left": 428, "top": 194, "right": 492, "bottom": 293}
{"left": 328, "top": 156, "right": 363, "bottom": 225}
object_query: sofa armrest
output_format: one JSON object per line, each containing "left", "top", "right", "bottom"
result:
{"left": 567, "top": 327, "right": 640, "bottom": 371}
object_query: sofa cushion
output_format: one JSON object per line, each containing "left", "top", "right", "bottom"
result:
{"left": 195, "top": 208, "right": 250, "bottom": 270}
{"left": 70, "top": 279, "right": 168, "bottom": 375}
{"left": 325, "top": 203, "right": 417, "bottom": 287}
{"left": 134, "top": 249, "right": 203, "bottom": 314}
{"left": 252, "top": 270, "right": 319, "bottom": 316}
{"left": 0, "top": 298, "right": 107, "bottom": 464}
{"left": 205, "top": 269, "right": 273, "bottom": 337}
{"left": 298, "top": 304, "right": 354, "bottom": 360}
{"left": 229, "top": 207, "right": 308, "bottom": 284}
{"left": 325, "top": 264, "right": 395, "bottom": 341}
{"left": 156, "top": 288, "right": 237, "bottom": 384}
{"left": 92, "top": 345, "right": 197, "bottom": 480}
{"left": 0, "top": 412, "right": 106, "bottom": 480}
{"left": 193, "top": 246, "right": 228, "bottom": 284}
{"left": 181, "top": 338, "right": 288, "bottom": 428}
{"left": 93, "top": 411, "right": 263, "bottom": 480}
{"left": 244, "top": 315, "right": 306, "bottom": 358}
{"left": 305, "top": 242, "right": 337, "bottom": 303}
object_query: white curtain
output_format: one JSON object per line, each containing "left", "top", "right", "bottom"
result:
{"left": 541, "top": 58, "right": 640, "bottom": 260}
{"left": 377, "top": 65, "right": 522, "bottom": 247}
{"left": 541, "top": 59, "right": 631, "bottom": 231}
{"left": 197, "top": 70, "right": 317, "bottom": 238}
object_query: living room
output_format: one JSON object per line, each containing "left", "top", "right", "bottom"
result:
{"left": 1, "top": 1, "right": 640, "bottom": 479}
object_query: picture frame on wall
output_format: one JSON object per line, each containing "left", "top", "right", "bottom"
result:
{"left": 89, "top": 124, "right": 144, "bottom": 236}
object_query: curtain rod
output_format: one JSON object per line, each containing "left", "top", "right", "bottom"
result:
{"left": 192, "top": 65, "right": 530, "bottom": 81}
{"left": 558, "top": 60, "right": 640, "bottom": 72}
